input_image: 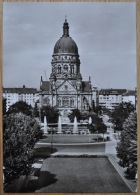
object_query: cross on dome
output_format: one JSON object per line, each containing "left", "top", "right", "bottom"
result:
{"left": 63, "top": 17, "right": 69, "bottom": 37}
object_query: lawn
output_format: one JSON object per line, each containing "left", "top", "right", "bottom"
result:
{"left": 36, "top": 157, "right": 131, "bottom": 193}
{"left": 35, "top": 143, "right": 105, "bottom": 155}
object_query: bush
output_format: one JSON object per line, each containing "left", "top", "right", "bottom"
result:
{"left": 116, "top": 111, "right": 137, "bottom": 177}
{"left": 126, "top": 168, "right": 136, "bottom": 179}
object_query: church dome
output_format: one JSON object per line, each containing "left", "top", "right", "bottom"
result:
{"left": 53, "top": 19, "right": 78, "bottom": 54}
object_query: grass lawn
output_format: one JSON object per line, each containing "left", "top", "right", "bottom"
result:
{"left": 35, "top": 143, "right": 105, "bottom": 154}
{"left": 36, "top": 157, "right": 131, "bottom": 193}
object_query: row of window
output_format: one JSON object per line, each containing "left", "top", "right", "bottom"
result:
{"left": 99, "top": 96, "right": 121, "bottom": 99}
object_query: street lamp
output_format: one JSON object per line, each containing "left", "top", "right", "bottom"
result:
{"left": 51, "top": 127, "right": 54, "bottom": 154}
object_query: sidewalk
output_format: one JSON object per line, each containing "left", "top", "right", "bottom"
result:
{"left": 105, "top": 132, "right": 120, "bottom": 155}
{"left": 108, "top": 154, "right": 137, "bottom": 192}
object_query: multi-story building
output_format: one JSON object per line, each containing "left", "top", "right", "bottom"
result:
{"left": 122, "top": 90, "right": 136, "bottom": 105}
{"left": 3, "top": 85, "right": 38, "bottom": 111}
{"left": 39, "top": 19, "right": 92, "bottom": 123}
{"left": 98, "top": 89, "right": 127, "bottom": 110}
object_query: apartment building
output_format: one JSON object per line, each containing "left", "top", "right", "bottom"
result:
{"left": 3, "top": 85, "right": 39, "bottom": 111}
{"left": 122, "top": 90, "right": 136, "bottom": 105}
{"left": 98, "top": 89, "right": 127, "bottom": 110}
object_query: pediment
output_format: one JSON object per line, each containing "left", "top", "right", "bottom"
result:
{"left": 57, "top": 80, "right": 76, "bottom": 93}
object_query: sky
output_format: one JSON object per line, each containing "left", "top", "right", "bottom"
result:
{"left": 3, "top": 2, "right": 136, "bottom": 89}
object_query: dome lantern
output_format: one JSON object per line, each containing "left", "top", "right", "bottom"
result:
{"left": 63, "top": 19, "right": 69, "bottom": 37}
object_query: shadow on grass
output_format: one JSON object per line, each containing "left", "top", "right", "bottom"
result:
{"left": 21, "top": 171, "right": 57, "bottom": 192}
{"left": 42, "top": 135, "right": 48, "bottom": 139}
{"left": 34, "top": 147, "right": 58, "bottom": 158}
{"left": 37, "top": 171, "right": 57, "bottom": 190}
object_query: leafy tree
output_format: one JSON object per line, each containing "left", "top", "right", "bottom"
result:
{"left": 68, "top": 109, "right": 83, "bottom": 122}
{"left": 116, "top": 111, "right": 137, "bottom": 178}
{"left": 3, "top": 98, "right": 7, "bottom": 116}
{"left": 33, "top": 102, "right": 39, "bottom": 117}
{"left": 95, "top": 105, "right": 102, "bottom": 115}
{"left": 41, "top": 105, "right": 59, "bottom": 123}
{"left": 68, "top": 109, "right": 107, "bottom": 136}
{"left": 92, "top": 100, "right": 96, "bottom": 112}
{"left": 111, "top": 102, "right": 135, "bottom": 130}
{"left": 3, "top": 113, "right": 43, "bottom": 187}
{"left": 7, "top": 101, "right": 32, "bottom": 116}
{"left": 88, "top": 124, "right": 96, "bottom": 134}
{"left": 102, "top": 107, "right": 112, "bottom": 117}
{"left": 97, "top": 123, "right": 107, "bottom": 141}
{"left": 90, "top": 114, "right": 107, "bottom": 135}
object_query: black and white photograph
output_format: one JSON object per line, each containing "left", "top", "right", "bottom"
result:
{"left": 2, "top": 2, "right": 137, "bottom": 193}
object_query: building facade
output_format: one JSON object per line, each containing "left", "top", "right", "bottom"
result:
{"left": 98, "top": 89, "right": 127, "bottom": 110}
{"left": 122, "top": 90, "right": 136, "bottom": 105}
{"left": 3, "top": 85, "right": 38, "bottom": 111}
{"left": 40, "top": 19, "right": 92, "bottom": 122}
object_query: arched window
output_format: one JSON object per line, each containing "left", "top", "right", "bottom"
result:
{"left": 72, "top": 99, "right": 75, "bottom": 106}
{"left": 70, "top": 98, "right": 75, "bottom": 107}
{"left": 83, "top": 97, "right": 88, "bottom": 110}
{"left": 64, "top": 65, "right": 68, "bottom": 72}
{"left": 58, "top": 98, "right": 61, "bottom": 106}
{"left": 71, "top": 65, "right": 74, "bottom": 74}
{"left": 62, "top": 97, "right": 69, "bottom": 107}
{"left": 58, "top": 65, "right": 61, "bottom": 74}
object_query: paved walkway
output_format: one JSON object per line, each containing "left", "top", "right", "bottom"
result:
{"left": 107, "top": 154, "right": 137, "bottom": 192}
{"left": 105, "top": 133, "right": 137, "bottom": 192}
{"left": 105, "top": 133, "right": 118, "bottom": 154}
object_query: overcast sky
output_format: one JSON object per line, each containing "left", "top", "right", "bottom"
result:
{"left": 3, "top": 2, "right": 136, "bottom": 89}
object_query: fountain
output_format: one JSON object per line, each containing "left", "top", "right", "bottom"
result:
{"left": 44, "top": 116, "right": 48, "bottom": 134}
{"left": 57, "top": 115, "right": 62, "bottom": 134}
{"left": 89, "top": 117, "right": 92, "bottom": 124}
{"left": 73, "top": 116, "right": 78, "bottom": 134}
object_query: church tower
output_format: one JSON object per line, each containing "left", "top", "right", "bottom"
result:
{"left": 40, "top": 19, "right": 92, "bottom": 122}
{"left": 50, "top": 19, "right": 82, "bottom": 88}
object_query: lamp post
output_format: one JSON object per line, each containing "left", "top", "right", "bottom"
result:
{"left": 51, "top": 127, "right": 54, "bottom": 154}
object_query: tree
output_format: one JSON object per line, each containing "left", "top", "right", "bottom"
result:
{"left": 3, "top": 113, "right": 43, "bottom": 187}
{"left": 88, "top": 124, "right": 96, "bottom": 134}
{"left": 33, "top": 102, "right": 39, "bottom": 118}
{"left": 68, "top": 109, "right": 83, "bottom": 122}
{"left": 85, "top": 112, "right": 107, "bottom": 135}
{"left": 7, "top": 101, "right": 32, "bottom": 116}
{"left": 116, "top": 111, "right": 137, "bottom": 178}
{"left": 68, "top": 109, "right": 107, "bottom": 136}
{"left": 97, "top": 123, "right": 107, "bottom": 141}
{"left": 92, "top": 100, "right": 96, "bottom": 112}
{"left": 95, "top": 105, "right": 102, "bottom": 115}
{"left": 111, "top": 102, "right": 135, "bottom": 130}
{"left": 41, "top": 105, "right": 59, "bottom": 123}
{"left": 3, "top": 98, "right": 7, "bottom": 116}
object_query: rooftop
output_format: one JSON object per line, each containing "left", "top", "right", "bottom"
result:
{"left": 3, "top": 86, "right": 37, "bottom": 94}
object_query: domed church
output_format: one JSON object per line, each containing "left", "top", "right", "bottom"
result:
{"left": 40, "top": 19, "right": 93, "bottom": 123}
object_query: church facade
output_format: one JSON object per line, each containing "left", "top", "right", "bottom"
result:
{"left": 39, "top": 19, "right": 92, "bottom": 122}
